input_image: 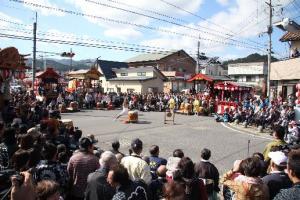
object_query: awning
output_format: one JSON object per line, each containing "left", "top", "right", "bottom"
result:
{"left": 187, "top": 73, "right": 213, "bottom": 82}
{"left": 214, "top": 81, "right": 252, "bottom": 91}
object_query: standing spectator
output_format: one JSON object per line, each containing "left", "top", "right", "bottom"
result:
{"left": 263, "top": 125, "right": 286, "bottom": 161}
{"left": 67, "top": 137, "right": 99, "bottom": 200}
{"left": 149, "top": 165, "right": 168, "bottom": 200}
{"left": 149, "top": 145, "right": 167, "bottom": 179}
{"left": 221, "top": 157, "right": 269, "bottom": 200}
{"left": 121, "top": 138, "right": 152, "bottom": 185}
{"left": 34, "top": 143, "right": 69, "bottom": 195}
{"left": 163, "top": 181, "right": 186, "bottom": 200}
{"left": 274, "top": 150, "right": 300, "bottom": 200}
{"left": 262, "top": 151, "right": 292, "bottom": 199}
{"left": 175, "top": 157, "right": 208, "bottom": 200}
{"left": 85, "top": 151, "right": 117, "bottom": 200}
{"left": 107, "top": 164, "right": 148, "bottom": 200}
{"left": 194, "top": 148, "right": 220, "bottom": 199}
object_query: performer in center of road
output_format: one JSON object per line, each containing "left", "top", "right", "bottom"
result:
{"left": 114, "top": 97, "right": 129, "bottom": 120}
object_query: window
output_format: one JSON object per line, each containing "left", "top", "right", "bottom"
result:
{"left": 120, "top": 72, "right": 128, "bottom": 76}
{"left": 137, "top": 72, "right": 146, "bottom": 76}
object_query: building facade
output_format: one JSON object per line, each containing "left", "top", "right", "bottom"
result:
{"left": 98, "top": 60, "right": 166, "bottom": 93}
{"left": 126, "top": 50, "right": 196, "bottom": 92}
{"left": 228, "top": 62, "right": 267, "bottom": 94}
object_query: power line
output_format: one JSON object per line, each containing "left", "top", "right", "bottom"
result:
{"left": 157, "top": 0, "right": 266, "bottom": 49}
{"left": 8, "top": 0, "right": 266, "bottom": 51}
{"left": 85, "top": 0, "right": 266, "bottom": 48}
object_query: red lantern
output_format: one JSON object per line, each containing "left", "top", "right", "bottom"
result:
{"left": 231, "top": 87, "right": 235, "bottom": 91}
{"left": 297, "top": 83, "right": 300, "bottom": 90}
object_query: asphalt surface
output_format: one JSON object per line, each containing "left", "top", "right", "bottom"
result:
{"left": 61, "top": 109, "right": 271, "bottom": 174}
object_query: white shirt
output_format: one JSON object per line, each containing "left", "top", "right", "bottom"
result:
{"left": 121, "top": 153, "right": 152, "bottom": 185}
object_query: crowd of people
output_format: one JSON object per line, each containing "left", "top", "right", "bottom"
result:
{"left": 1, "top": 88, "right": 300, "bottom": 200}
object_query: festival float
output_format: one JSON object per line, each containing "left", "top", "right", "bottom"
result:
{"left": 213, "top": 81, "right": 253, "bottom": 114}
{"left": 0, "top": 47, "right": 29, "bottom": 109}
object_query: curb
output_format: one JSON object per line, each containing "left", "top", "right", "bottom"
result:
{"left": 221, "top": 122, "right": 272, "bottom": 140}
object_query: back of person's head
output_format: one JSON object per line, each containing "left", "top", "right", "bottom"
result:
{"left": 42, "top": 143, "right": 57, "bottom": 160}
{"left": 177, "top": 157, "right": 194, "bottom": 179}
{"left": 163, "top": 181, "right": 186, "bottom": 200}
{"left": 243, "top": 157, "right": 261, "bottom": 177}
{"left": 201, "top": 148, "right": 211, "bottom": 160}
{"left": 36, "top": 180, "right": 60, "bottom": 200}
{"left": 12, "top": 149, "right": 30, "bottom": 171}
{"left": 173, "top": 149, "right": 184, "bottom": 158}
{"left": 149, "top": 145, "right": 159, "bottom": 156}
{"left": 131, "top": 138, "right": 143, "bottom": 154}
{"left": 111, "top": 164, "right": 130, "bottom": 186}
{"left": 273, "top": 125, "right": 285, "bottom": 140}
{"left": 79, "top": 137, "right": 93, "bottom": 152}
{"left": 157, "top": 165, "right": 167, "bottom": 178}
{"left": 19, "top": 134, "right": 34, "bottom": 150}
{"left": 57, "top": 144, "right": 66, "bottom": 154}
{"left": 252, "top": 152, "right": 264, "bottom": 161}
{"left": 112, "top": 140, "right": 120, "bottom": 151}
{"left": 288, "top": 150, "right": 300, "bottom": 180}
{"left": 99, "top": 151, "right": 117, "bottom": 168}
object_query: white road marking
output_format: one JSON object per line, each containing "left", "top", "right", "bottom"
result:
{"left": 221, "top": 122, "right": 272, "bottom": 141}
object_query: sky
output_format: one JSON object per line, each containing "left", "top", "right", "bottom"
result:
{"left": 0, "top": 0, "right": 299, "bottom": 62}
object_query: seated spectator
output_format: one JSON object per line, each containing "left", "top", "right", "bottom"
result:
{"left": 120, "top": 138, "right": 152, "bottom": 185}
{"left": 67, "top": 137, "right": 99, "bottom": 200}
{"left": 107, "top": 164, "right": 148, "bottom": 200}
{"left": 149, "top": 145, "right": 167, "bottom": 179}
{"left": 18, "top": 134, "right": 34, "bottom": 150}
{"left": 11, "top": 149, "right": 31, "bottom": 172}
{"left": 221, "top": 157, "right": 269, "bottom": 200}
{"left": 262, "top": 151, "right": 292, "bottom": 199}
{"left": 149, "top": 165, "right": 168, "bottom": 199}
{"left": 34, "top": 142, "right": 69, "bottom": 194}
{"left": 274, "top": 150, "right": 300, "bottom": 200}
{"left": 194, "top": 148, "right": 220, "bottom": 199}
{"left": 175, "top": 157, "right": 208, "bottom": 200}
{"left": 85, "top": 151, "right": 117, "bottom": 200}
{"left": 36, "top": 180, "right": 61, "bottom": 200}
{"left": 263, "top": 125, "right": 286, "bottom": 161}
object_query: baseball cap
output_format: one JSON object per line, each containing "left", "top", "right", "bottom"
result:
{"left": 131, "top": 138, "right": 143, "bottom": 150}
{"left": 268, "top": 151, "right": 287, "bottom": 166}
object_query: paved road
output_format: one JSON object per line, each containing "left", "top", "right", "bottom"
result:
{"left": 61, "top": 109, "right": 271, "bottom": 174}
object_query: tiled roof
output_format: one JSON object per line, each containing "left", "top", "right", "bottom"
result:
{"left": 97, "top": 60, "right": 128, "bottom": 79}
{"left": 125, "top": 51, "right": 177, "bottom": 63}
{"left": 280, "top": 31, "right": 300, "bottom": 42}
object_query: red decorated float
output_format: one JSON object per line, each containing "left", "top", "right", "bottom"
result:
{"left": 213, "top": 81, "right": 253, "bottom": 114}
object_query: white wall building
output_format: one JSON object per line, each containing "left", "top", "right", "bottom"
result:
{"left": 98, "top": 60, "right": 166, "bottom": 93}
{"left": 228, "top": 62, "right": 267, "bottom": 92}
{"left": 200, "top": 64, "right": 227, "bottom": 76}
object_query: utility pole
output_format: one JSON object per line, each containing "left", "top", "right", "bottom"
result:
{"left": 195, "top": 35, "right": 200, "bottom": 92}
{"left": 266, "top": 0, "right": 273, "bottom": 98}
{"left": 70, "top": 48, "right": 73, "bottom": 71}
{"left": 32, "top": 12, "right": 37, "bottom": 90}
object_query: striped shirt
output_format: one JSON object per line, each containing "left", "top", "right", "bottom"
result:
{"left": 67, "top": 151, "right": 99, "bottom": 198}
